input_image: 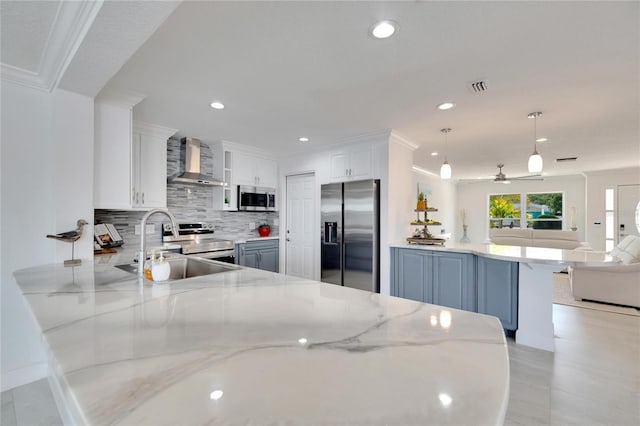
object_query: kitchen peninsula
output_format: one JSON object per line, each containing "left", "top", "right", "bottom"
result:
{"left": 14, "top": 256, "right": 509, "bottom": 425}
{"left": 391, "top": 242, "right": 618, "bottom": 352}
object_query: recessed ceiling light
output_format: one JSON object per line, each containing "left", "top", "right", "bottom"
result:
{"left": 370, "top": 20, "right": 397, "bottom": 39}
{"left": 209, "top": 101, "right": 224, "bottom": 110}
{"left": 298, "top": 137, "right": 310, "bottom": 142}
{"left": 431, "top": 151, "right": 439, "bottom": 156}
{"left": 536, "top": 137, "right": 548, "bottom": 142}
{"left": 437, "top": 102, "right": 456, "bottom": 110}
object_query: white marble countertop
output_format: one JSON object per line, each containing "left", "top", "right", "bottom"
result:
{"left": 391, "top": 242, "right": 619, "bottom": 267}
{"left": 234, "top": 235, "right": 280, "bottom": 244}
{"left": 14, "top": 256, "right": 509, "bottom": 425}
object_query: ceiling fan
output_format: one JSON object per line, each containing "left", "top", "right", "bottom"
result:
{"left": 460, "top": 164, "right": 543, "bottom": 184}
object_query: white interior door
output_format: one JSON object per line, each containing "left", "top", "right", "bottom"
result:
{"left": 617, "top": 184, "right": 640, "bottom": 241}
{"left": 286, "top": 173, "right": 315, "bottom": 279}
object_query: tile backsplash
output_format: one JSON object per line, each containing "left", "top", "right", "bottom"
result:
{"left": 94, "top": 138, "right": 279, "bottom": 246}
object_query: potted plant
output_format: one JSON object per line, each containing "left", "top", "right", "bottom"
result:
{"left": 417, "top": 192, "right": 426, "bottom": 210}
{"left": 258, "top": 223, "right": 271, "bottom": 237}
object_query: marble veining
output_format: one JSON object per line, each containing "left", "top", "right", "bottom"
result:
{"left": 14, "top": 257, "right": 509, "bottom": 425}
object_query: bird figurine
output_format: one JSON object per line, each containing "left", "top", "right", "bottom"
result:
{"left": 47, "top": 219, "right": 88, "bottom": 266}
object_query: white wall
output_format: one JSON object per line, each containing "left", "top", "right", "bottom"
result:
{"left": 53, "top": 89, "right": 94, "bottom": 261}
{"left": 0, "top": 84, "right": 94, "bottom": 390}
{"left": 1, "top": 82, "right": 54, "bottom": 390}
{"left": 411, "top": 170, "right": 457, "bottom": 240}
{"left": 387, "top": 138, "right": 414, "bottom": 246}
{"left": 585, "top": 167, "right": 640, "bottom": 251}
{"left": 455, "top": 174, "right": 586, "bottom": 244}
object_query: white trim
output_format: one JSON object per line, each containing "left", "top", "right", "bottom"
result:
{"left": 389, "top": 130, "right": 419, "bottom": 151}
{"left": 133, "top": 121, "right": 178, "bottom": 140}
{"left": 95, "top": 88, "right": 146, "bottom": 109}
{"left": 1, "top": 362, "right": 48, "bottom": 392}
{"left": 0, "top": 0, "right": 104, "bottom": 92}
{"left": 40, "top": 0, "right": 104, "bottom": 92}
{"left": 412, "top": 165, "right": 439, "bottom": 177}
{"left": 0, "top": 63, "right": 46, "bottom": 91}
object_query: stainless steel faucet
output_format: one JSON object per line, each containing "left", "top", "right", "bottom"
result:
{"left": 138, "top": 208, "right": 179, "bottom": 277}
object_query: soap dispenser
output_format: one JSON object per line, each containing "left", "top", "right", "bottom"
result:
{"left": 143, "top": 250, "right": 156, "bottom": 280}
{"left": 151, "top": 251, "right": 171, "bottom": 282}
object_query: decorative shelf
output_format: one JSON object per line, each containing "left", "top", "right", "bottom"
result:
{"left": 410, "top": 205, "right": 442, "bottom": 241}
{"left": 406, "top": 236, "right": 446, "bottom": 245}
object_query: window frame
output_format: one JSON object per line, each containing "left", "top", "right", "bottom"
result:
{"left": 487, "top": 191, "right": 566, "bottom": 238}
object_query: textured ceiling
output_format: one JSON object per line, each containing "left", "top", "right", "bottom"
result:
{"left": 0, "top": 1, "right": 61, "bottom": 72}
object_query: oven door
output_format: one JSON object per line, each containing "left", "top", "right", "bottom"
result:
{"left": 185, "top": 249, "right": 236, "bottom": 264}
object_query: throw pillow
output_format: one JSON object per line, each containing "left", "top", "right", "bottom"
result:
{"left": 610, "top": 235, "right": 640, "bottom": 264}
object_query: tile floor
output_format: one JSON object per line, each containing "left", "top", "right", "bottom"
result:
{"left": 2, "top": 303, "right": 639, "bottom": 425}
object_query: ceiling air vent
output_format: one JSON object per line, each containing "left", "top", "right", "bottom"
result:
{"left": 556, "top": 157, "right": 578, "bottom": 163}
{"left": 467, "top": 79, "right": 488, "bottom": 93}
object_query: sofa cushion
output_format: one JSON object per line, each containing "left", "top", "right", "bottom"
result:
{"left": 531, "top": 230, "right": 582, "bottom": 249}
{"left": 610, "top": 235, "right": 640, "bottom": 265}
{"left": 490, "top": 228, "right": 533, "bottom": 246}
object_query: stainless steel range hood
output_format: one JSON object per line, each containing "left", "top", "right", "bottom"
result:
{"left": 169, "top": 137, "right": 225, "bottom": 186}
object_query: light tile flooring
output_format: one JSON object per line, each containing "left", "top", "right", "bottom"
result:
{"left": 2, "top": 303, "right": 639, "bottom": 425}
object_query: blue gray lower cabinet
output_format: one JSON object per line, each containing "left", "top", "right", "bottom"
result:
{"left": 236, "top": 239, "right": 279, "bottom": 272}
{"left": 391, "top": 248, "right": 476, "bottom": 311}
{"left": 391, "top": 247, "right": 517, "bottom": 331}
{"left": 476, "top": 256, "right": 518, "bottom": 331}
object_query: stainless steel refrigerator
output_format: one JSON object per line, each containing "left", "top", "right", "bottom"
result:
{"left": 321, "top": 179, "right": 380, "bottom": 293}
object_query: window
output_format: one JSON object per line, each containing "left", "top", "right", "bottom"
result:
{"left": 605, "top": 188, "right": 615, "bottom": 252}
{"left": 488, "top": 192, "right": 564, "bottom": 231}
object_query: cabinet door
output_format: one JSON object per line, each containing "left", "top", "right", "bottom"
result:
{"left": 258, "top": 246, "right": 279, "bottom": 272}
{"left": 138, "top": 133, "right": 167, "bottom": 208}
{"left": 256, "top": 158, "right": 278, "bottom": 188}
{"left": 477, "top": 257, "right": 518, "bottom": 331}
{"left": 238, "top": 246, "right": 259, "bottom": 269}
{"left": 232, "top": 151, "right": 256, "bottom": 186}
{"left": 329, "top": 152, "right": 349, "bottom": 180}
{"left": 394, "top": 249, "right": 431, "bottom": 303}
{"left": 432, "top": 253, "right": 476, "bottom": 311}
{"left": 348, "top": 148, "right": 372, "bottom": 179}
{"left": 94, "top": 102, "right": 133, "bottom": 209}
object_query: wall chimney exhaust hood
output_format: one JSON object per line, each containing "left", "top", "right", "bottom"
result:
{"left": 169, "top": 137, "right": 225, "bottom": 186}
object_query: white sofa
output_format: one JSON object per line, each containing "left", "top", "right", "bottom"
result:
{"left": 489, "top": 228, "right": 590, "bottom": 250}
{"left": 568, "top": 235, "right": 640, "bottom": 308}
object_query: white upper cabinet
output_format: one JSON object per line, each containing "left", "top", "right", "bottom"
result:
{"left": 132, "top": 123, "right": 176, "bottom": 208}
{"left": 233, "top": 150, "right": 278, "bottom": 188}
{"left": 94, "top": 95, "right": 176, "bottom": 210}
{"left": 329, "top": 145, "right": 372, "bottom": 181}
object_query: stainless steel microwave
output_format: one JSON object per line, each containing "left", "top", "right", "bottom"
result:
{"left": 238, "top": 186, "right": 276, "bottom": 211}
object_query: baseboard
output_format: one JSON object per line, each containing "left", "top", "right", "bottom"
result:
{"left": 1, "top": 361, "right": 48, "bottom": 392}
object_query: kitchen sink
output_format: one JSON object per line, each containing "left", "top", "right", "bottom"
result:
{"left": 115, "top": 257, "right": 239, "bottom": 281}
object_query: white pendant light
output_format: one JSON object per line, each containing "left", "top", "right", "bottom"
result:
{"left": 440, "top": 128, "right": 452, "bottom": 180}
{"left": 527, "top": 112, "right": 543, "bottom": 173}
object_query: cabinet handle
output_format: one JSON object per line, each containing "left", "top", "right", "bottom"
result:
{"left": 349, "top": 168, "right": 352, "bottom": 176}
{"left": 132, "top": 189, "right": 136, "bottom": 203}
{"left": 142, "top": 192, "right": 145, "bottom": 205}
{"left": 345, "top": 168, "right": 349, "bottom": 176}
{"left": 136, "top": 192, "right": 139, "bottom": 204}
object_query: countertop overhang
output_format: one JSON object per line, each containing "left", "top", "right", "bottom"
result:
{"left": 14, "top": 254, "right": 510, "bottom": 425}
{"left": 391, "top": 242, "right": 619, "bottom": 267}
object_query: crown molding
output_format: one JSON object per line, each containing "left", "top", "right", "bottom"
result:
{"left": 389, "top": 130, "right": 419, "bottom": 151}
{"left": 133, "top": 121, "right": 178, "bottom": 140}
{"left": 0, "top": 0, "right": 104, "bottom": 92}
{"left": 95, "top": 89, "right": 146, "bottom": 109}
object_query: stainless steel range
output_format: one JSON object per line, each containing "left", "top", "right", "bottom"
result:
{"left": 162, "top": 223, "right": 235, "bottom": 263}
